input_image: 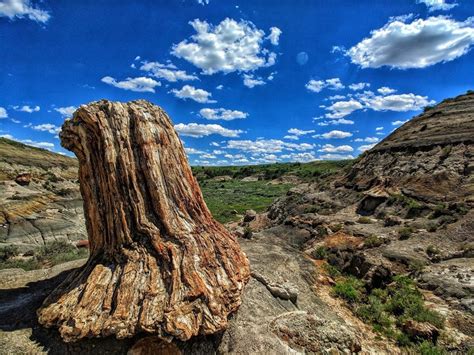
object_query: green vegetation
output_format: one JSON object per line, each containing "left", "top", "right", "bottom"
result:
{"left": 334, "top": 274, "right": 445, "bottom": 350}
{"left": 364, "top": 235, "right": 384, "bottom": 248}
{"left": 192, "top": 160, "right": 352, "bottom": 182}
{"left": 333, "top": 276, "right": 364, "bottom": 303}
{"left": 357, "top": 216, "right": 373, "bottom": 224}
{"left": 398, "top": 226, "right": 414, "bottom": 240}
{"left": 0, "top": 240, "right": 88, "bottom": 271}
{"left": 426, "top": 245, "right": 441, "bottom": 257}
{"left": 200, "top": 179, "right": 292, "bottom": 223}
{"left": 323, "top": 262, "right": 341, "bottom": 278}
{"left": 312, "top": 246, "right": 328, "bottom": 260}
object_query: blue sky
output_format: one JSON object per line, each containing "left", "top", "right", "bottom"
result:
{"left": 0, "top": 0, "right": 473, "bottom": 165}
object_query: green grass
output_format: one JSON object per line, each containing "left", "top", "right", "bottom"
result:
{"left": 0, "top": 240, "right": 89, "bottom": 271}
{"left": 199, "top": 179, "right": 293, "bottom": 223}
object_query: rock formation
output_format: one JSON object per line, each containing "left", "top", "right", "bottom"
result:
{"left": 37, "top": 100, "right": 250, "bottom": 342}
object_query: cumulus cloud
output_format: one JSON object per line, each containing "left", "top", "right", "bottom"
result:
{"left": 199, "top": 108, "right": 248, "bottom": 120}
{"left": 185, "top": 147, "right": 205, "bottom": 154}
{"left": 101, "top": 76, "right": 160, "bottom": 93}
{"left": 417, "top": 0, "right": 457, "bottom": 12}
{"left": 326, "top": 99, "right": 364, "bottom": 119}
{"left": 226, "top": 139, "right": 314, "bottom": 154}
{"left": 360, "top": 92, "right": 435, "bottom": 112}
{"left": 306, "top": 78, "right": 344, "bottom": 93}
{"left": 354, "top": 137, "right": 379, "bottom": 143}
{"left": 280, "top": 152, "right": 317, "bottom": 162}
{"left": 287, "top": 128, "right": 315, "bottom": 136}
{"left": 31, "top": 123, "right": 60, "bottom": 134}
{"left": 345, "top": 16, "right": 474, "bottom": 69}
{"left": 358, "top": 144, "right": 377, "bottom": 152}
{"left": 171, "top": 85, "right": 216, "bottom": 103}
{"left": 318, "top": 144, "right": 354, "bottom": 153}
{"left": 319, "top": 153, "right": 354, "bottom": 160}
{"left": 316, "top": 130, "right": 353, "bottom": 139}
{"left": 196, "top": 0, "right": 210, "bottom": 5}
{"left": 268, "top": 27, "right": 282, "bottom": 45}
{"left": 139, "top": 61, "right": 198, "bottom": 82}
{"left": 175, "top": 123, "right": 242, "bottom": 137}
{"left": 243, "top": 74, "right": 266, "bottom": 88}
{"left": 13, "top": 105, "right": 40, "bottom": 113}
{"left": 0, "top": 107, "right": 7, "bottom": 118}
{"left": 349, "top": 82, "right": 370, "bottom": 91}
{"left": 376, "top": 126, "right": 384, "bottom": 131}
{"left": 392, "top": 119, "right": 409, "bottom": 126}
{"left": 377, "top": 86, "right": 397, "bottom": 95}
{"left": 172, "top": 18, "right": 278, "bottom": 74}
{"left": 0, "top": 0, "right": 50, "bottom": 23}
{"left": 284, "top": 135, "right": 299, "bottom": 140}
{"left": 54, "top": 106, "right": 76, "bottom": 117}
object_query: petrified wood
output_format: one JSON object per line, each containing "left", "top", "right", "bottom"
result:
{"left": 37, "top": 100, "right": 250, "bottom": 342}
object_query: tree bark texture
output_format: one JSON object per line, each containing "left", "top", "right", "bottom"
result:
{"left": 37, "top": 100, "right": 250, "bottom": 342}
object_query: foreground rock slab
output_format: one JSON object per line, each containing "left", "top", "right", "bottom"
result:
{"left": 37, "top": 100, "right": 250, "bottom": 342}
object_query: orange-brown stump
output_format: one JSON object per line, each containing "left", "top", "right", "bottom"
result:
{"left": 37, "top": 100, "right": 250, "bottom": 342}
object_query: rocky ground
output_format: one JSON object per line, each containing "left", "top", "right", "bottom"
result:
{"left": 0, "top": 92, "right": 473, "bottom": 354}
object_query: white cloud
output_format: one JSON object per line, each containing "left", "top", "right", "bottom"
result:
{"left": 210, "top": 141, "right": 220, "bottom": 147}
{"left": 200, "top": 108, "right": 248, "bottom": 120}
{"left": 354, "top": 137, "right": 379, "bottom": 143}
{"left": 139, "top": 61, "right": 198, "bottom": 82}
{"left": 306, "top": 78, "right": 344, "bottom": 93}
{"left": 196, "top": 0, "right": 210, "bottom": 5}
{"left": 349, "top": 82, "right": 370, "bottom": 91}
{"left": 243, "top": 74, "right": 266, "bottom": 88}
{"left": 288, "top": 128, "right": 315, "bottom": 136}
{"left": 392, "top": 119, "right": 409, "bottom": 126}
{"left": 172, "top": 18, "right": 278, "bottom": 75}
{"left": 358, "top": 144, "right": 377, "bottom": 152}
{"left": 377, "top": 87, "right": 397, "bottom": 95}
{"left": 326, "top": 99, "right": 364, "bottom": 118}
{"left": 226, "top": 139, "right": 314, "bottom": 154}
{"left": 31, "top": 123, "right": 60, "bottom": 134}
{"left": 319, "top": 153, "right": 354, "bottom": 160}
{"left": 13, "top": 105, "right": 40, "bottom": 113}
{"left": 417, "top": 0, "right": 457, "bottom": 12}
{"left": 318, "top": 130, "right": 353, "bottom": 139}
{"left": 284, "top": 135, "right": 299, "bottom": 140}
{"left": 0, "top": 0, "right": 50, "bottom": 23}
{"left": 360, "top": 92, "right": 435, "bottom": 112}
{"left": 318, "top": 144, "right": 354, "bottom": 153}
{"left": 185, "top": 147, "right": 205, "bottom": 154}
{"left": 268, "top": 27, "right": 282, "bottom": 45}
{"left": 175, "top": 123, "right": 242, "bottom": 137}
{"left": 346, "top": 16, "right": 474, "bottom": 69}
{"left": 101, "top": 76, "right": 160, "bottom": 93}
{"left": 376, "top": 126, "right": 384, "bottom": 131}
{"left": 216, "top": 85, "right": 224, "bottom": 90}
{"left": 280, "top": 152, "right": 317, "bottom": 162}
{"left": 0, "top": 107, "right": 7, "bottom": 118}
{"left": 54, "top": 106, "right": 76, "bottom": 117}
{"left": 328, "top": 95, "right": 346, "bottom": 101}
{"left": 327, "top": 118, "right": 355, "bottom": 125}
{"left": 171, "top": 85, "right": 216, "bottom": 103}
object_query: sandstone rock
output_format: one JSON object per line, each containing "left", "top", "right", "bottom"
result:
{"left": 14, "top": 173, "right": 31, "bottom": 186}
{"left": 127, "top": 337, "right": 181, "bottom": 355}
{"left": 402, "top": 320, "right": 439, "bottom": 342}
{"left": 243, "top": 209, "right": 257, "bottom": 222}
{"left": 37, "top": 100, "right": 250, "bottom": 342}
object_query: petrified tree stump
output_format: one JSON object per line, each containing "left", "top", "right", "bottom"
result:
{"left": 37, "top": 100, "right": 250, "bottom": 342}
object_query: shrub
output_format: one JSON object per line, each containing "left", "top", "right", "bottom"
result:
{"left": 426, "top": 245, "right": 440, "bottom": 257}
{"left": 312, "top": 246, "right": 328, "bottom": 260}
{"left": 323, "top": 263, "right": 341, "bottom": 278}
{"left": 0, "top": 245, "right": 19, "bottom": 261}
{"left": 426, "top": 222, "right": 437, "bottom": 233}
{"left": 364, "top": 235, "right": 384, "bottom": 248}
{"left": 414, "top": 341, "right": 447, "bottom": 355}
{"left": 243, "top": 226, "right": 253, "bottom": 239}
{"left": 333, "top": 277, "right": 363, "bottom": 303}
{"left": 331, "top": 223, "right": 343, "bottom": 232}
{"left": 358, "top": 216, "right": 373, "bottom": 224}
{"left": 398, "top": 227, "right": 414, "bottom": 240}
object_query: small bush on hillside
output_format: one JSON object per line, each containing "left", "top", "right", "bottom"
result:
{"left": 0, "top": 245, "right": 19, "bottom": 261}
{"left": 364, "top": 235, "right": 384, "bottom": 248}
{"left": 323, "top": 263, "right": 341, "bottom": 278}
{"left": 398, "top": 227, "right": 414, "bottom": 240}
{"left": 358, "top": 216, "right": 373, "bottom": 224}
{"left": 333, "top": 277, "right": 364, "bottom": 303}
{"left": 426, "top": 245, "right": 440, "bottom": 257}
{"left": 312, "top": 246, "right": 328, "bottom": 260}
